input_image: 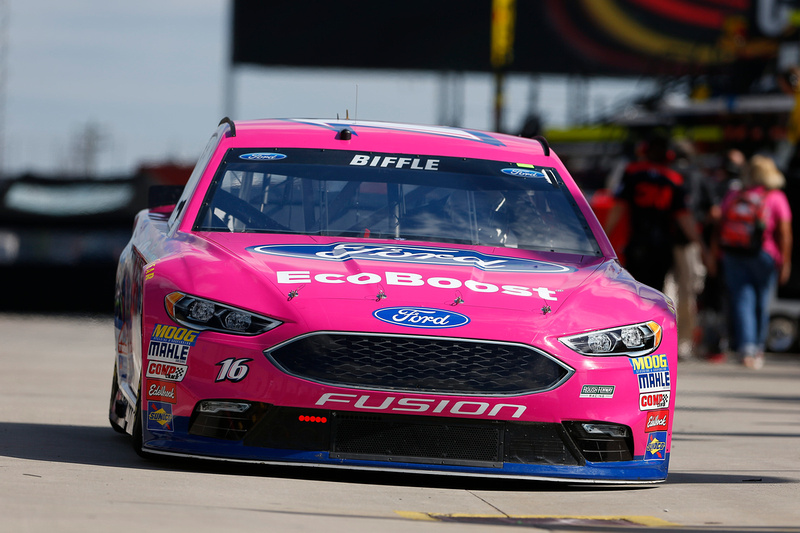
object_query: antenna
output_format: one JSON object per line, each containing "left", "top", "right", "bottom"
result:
{"left": 355, "top": 84, "right": 359, "bottom": 123}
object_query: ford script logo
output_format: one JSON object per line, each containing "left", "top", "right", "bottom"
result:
{"left": 373, "top": 307, "right": 470, "bottom": 329}
{"left": 247, "top": 243, "right": 573, "bottom": 273}
{"left": 239, "top": 152, "right": 287, "bottom": 161}
{"left": 501, "top": 168, "right": 547, "bottom": 178}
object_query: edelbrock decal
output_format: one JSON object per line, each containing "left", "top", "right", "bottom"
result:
{"left": 373, "top": 307, "right": 470, "bottom": 329}
{"left": 645, "top": 409, "right": 669, "bottom": 432}
{"left": 247, "top": 243, "right": 573, "bottom": 273}
{"left": 239, "top": 152, "right": 286, "bottom": 161}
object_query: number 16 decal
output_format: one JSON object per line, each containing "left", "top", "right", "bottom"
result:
{"left": 215, "top": 358, "right": 252, "bottom": 382}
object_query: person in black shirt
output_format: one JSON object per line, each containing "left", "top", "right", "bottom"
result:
{"left": 605, "top": 135, "right": 709, "bottom": 292}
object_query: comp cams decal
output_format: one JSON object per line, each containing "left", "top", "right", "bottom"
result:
{"left": 373, "top": 307, "right": 470, "bottom": 328}
{"left": 248, "top": 243, "right": 573, "bottom": 273}
{"left": 145, "top": 361, "right": 187, "bottom": 382}
{"left": 639, "top": 391, "right": 670, "bottom": 411}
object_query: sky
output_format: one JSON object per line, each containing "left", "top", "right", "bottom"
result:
{"left": 2, "top": 1, "right": 656, "bottom": 178}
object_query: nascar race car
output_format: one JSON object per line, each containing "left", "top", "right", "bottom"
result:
{"left": 109, "top": 118, "right": 676, "bottom": 483}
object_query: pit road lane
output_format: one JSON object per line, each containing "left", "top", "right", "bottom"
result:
{"left": 1, "top": 314, "right": 799, "bottom": 532}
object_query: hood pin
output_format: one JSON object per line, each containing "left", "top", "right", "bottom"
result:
{"left": 541, "top": 304, "right": 551, "bottom": 315}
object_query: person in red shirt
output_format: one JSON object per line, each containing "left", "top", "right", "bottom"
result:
{"left": 605, "top": 134, "right": 708, "bottom": 292}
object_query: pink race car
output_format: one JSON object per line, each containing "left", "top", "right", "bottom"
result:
{"left": 109, "top": 118, "right": 676, "bottom": 483}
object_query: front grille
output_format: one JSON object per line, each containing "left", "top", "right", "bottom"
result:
{"left": 331, "top": 412, "right": 504, "bottom": 466}
{"left": 265, "top": 333, "right": 572, "bottom": 394}
{"left": 240, "top": 407, "right": 583, "bottom": 467}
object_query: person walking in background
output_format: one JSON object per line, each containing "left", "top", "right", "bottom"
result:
{"left": 697, "top": 148, "right": 746, "bottom": 362}
{"left": 604, "top": 133, "right": 708, "bottom": 294}
{"left": 668, "top": 138, "right": 717, "bottom": 359}
{"left": 715, "top": 155, "right": 793, "bottom": 369}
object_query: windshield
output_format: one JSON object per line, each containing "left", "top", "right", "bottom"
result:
{"left": 194, "top": 148, "right": 600, "bottom": 255}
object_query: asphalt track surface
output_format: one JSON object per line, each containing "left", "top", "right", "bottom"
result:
{"left": 1, "top": 313, "right": 799, "bottom": 533}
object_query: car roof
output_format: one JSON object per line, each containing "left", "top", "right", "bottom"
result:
{"left": 220, "top": 118, "right": 554, "bottom": 163}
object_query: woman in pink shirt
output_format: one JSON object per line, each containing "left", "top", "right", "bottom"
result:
{"left": 718, "top": 155, "right": 793, "bottom": 369}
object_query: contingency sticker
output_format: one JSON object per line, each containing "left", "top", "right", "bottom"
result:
{"left": 639, "top": 391, "right": 670, "bottom": 411}
{"left": 145, "top": 360, "right": 187, "bottom": 382}
{"left": 629, "top": 353, "right": 670, "bottom": 393}
{"left": 147, "top": 401, "right": 174, "bottom": 432}
{"left": 644, "top": 431, "right": 668, "bottom": 460}
{"left": 644, "top": 409, "right": 669, "bottom": 432}
{"left": 147, "top": 324, "right": 199, "bottom": 364}
{"left": 579, "top": 385, "right": 615, "bottom": 398}
{"left": 146, "top": 379, "right": 177, "bottom": 404}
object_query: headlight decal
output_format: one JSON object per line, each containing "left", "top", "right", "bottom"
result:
{"left": 559, "top": 321, "right": 662, "bottom": 357}
{"left": 165, "top": 291, "right": 282, "bottom": 335}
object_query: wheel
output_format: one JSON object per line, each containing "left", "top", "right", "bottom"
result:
{"left": 766, "top": 315, "right": 797, "bottom": 353}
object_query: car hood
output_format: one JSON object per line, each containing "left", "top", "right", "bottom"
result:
{"left": 199, "top": 234, "right": 608, "bottom": 313}
{"left": 176, "top": 233, "right": 670, "bottom": 347}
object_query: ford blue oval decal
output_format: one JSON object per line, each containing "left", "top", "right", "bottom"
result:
{"left": 239, "top": 152, "right": 287, "bottom": 161}
{"left": 247, "top": 243, "right": 574, "bottom": 273}
{"left": 501, "top": 168, "right": 546, "bottom": 178}
{"left": 373, "top": 307, "right": 470, "bottom": 329}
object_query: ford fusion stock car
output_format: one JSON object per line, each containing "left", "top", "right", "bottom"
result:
{"left": 109, "top": 118, "right": 675, "bottom": 483}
